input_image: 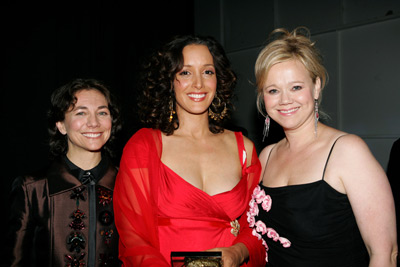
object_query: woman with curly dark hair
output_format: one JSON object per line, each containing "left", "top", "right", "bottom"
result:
{"left": 5, "top": 78, "right": 122, "bottom": 266}
{"left": 137, "top": 35, "right": 236, "bottom": 135}
{"left": 114, "top": 35, "right": 265, "bottom": 267}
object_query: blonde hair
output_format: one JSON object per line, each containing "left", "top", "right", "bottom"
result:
{"left": 255, "top": 27, "right": 328, "bottom": 117}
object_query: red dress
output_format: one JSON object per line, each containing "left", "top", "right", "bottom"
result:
{"left": 114, "top": 128, "right": 265, "bottom": 266}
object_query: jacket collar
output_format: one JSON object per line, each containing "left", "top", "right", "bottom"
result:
{"left": 47, "top": 156, "right": 117, "bottom": 196}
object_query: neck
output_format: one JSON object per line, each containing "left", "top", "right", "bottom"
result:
{"left": 66, "top": 150, "right": 102, "bottom": 170}
{"left": 283, "top": 122, "right": 322, "bottom": 151}
{"left": 174, "top": 112, "right": 212, "bottom": 138}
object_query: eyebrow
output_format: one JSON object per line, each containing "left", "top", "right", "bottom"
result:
{"left": 263, "top": 84, "right": 277, "bottom": 90}
{"left": 264, "top": 81, "right": 305, "bottom": 88}
{"left": 182, "top": 64, "right": 215, "bottom": 68}
{"left": 73, "top": 105, "right": 109, "bottom": 110}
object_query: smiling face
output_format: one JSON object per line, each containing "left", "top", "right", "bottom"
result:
{"left": 173, "top": 44, "right": 217, "bottom": 118}
{"left": 263, "top": 59, "right": 320, "bottom": 132}
{"left": 56, "top": 89, "right": 112, "bottom": 157}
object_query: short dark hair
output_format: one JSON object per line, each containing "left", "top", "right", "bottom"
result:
{"left": 47, "top": 78, "right": 122, "bottom": 158}
{"left": 138, "top": 35, "right": 237, "bottom": 135}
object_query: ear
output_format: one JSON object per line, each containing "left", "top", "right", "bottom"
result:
{"left": 314, "top": 77, "right": 321, "bottom": 100}
{"left": 56, "top": 121, "right": 67, "bottom": 135}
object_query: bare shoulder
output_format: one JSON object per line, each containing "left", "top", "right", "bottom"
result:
{"left": 259, "top": 143, "right": 276, "bottom": 166}
{"left": 222, "top": 129, "right": 250, "bottom": 143}
{"left": 333, "top": 133, "right": 372, "bottom": 157}
{"left": 330, "top": 133, "right": 385, "bottom": 184}
{"left": 225, "top": 130, "right": 256, "bottom": 166}
{"left": 219, "top": 129, "right": 238, "bottom": 143}
{"left": 242, "top": 134, "right": 255, "bottom": 150}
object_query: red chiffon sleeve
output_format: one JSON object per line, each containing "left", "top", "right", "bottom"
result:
{"left": 113, "top": 128, "right": 170, "bottom": 266}
{"left": 233, "top": 143, "right": 266, "bottom": 266}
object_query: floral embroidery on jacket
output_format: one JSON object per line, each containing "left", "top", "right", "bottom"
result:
{"left": 247, "top": 185, "right": 291, "bottom": 262}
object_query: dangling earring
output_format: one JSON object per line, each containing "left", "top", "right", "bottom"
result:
{"left": 169, "top": 98, "right": 175, "bottom": 123}
{"left": 208, "top": 96, "right": 228, "bottom": 121}
{"left": 262, "top": 115, "right": 270, "bottom": 142}
{"left": 314, "top": 99, "right": 319, "bottom": 137}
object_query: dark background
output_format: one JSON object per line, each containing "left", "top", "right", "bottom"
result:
{"left": 1, "top": 1, "right": 195, "bottom": 208}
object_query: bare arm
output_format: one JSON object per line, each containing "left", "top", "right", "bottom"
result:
{"left": 334, "top": 135, "right": 398, "bottom": 266}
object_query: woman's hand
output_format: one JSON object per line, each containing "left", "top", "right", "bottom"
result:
{"left": 207, "top": 243, "right": 249, "bottom": 267}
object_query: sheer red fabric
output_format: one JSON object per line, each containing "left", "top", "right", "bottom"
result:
{"left": 114, "top": 128, "right": 265, "bottom": 266}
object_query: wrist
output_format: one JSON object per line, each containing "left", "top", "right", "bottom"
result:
{"left": 231, "top": 243, "right": 249, "bottom": 264}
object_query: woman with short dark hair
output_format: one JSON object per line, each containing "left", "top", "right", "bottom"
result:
{"left": 6, "top": 78, "right": 122, "bottom": 266}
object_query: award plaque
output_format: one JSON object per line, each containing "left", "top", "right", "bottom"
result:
{"left": 171, "top": 251, "right": 222, "bottom": 267}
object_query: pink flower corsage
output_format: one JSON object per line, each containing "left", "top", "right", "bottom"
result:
{"left": 247, "top": 185, "right": 291, "bottom": 262}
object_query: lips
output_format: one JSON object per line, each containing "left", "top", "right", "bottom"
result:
{"left": 187, "top": 93, "right": 206, "bottom": 101}
{"left": 82, "top": 133, "right": 101, "bottom": 138}
{"left": 279, "top": 107, "right": 299, "bottom": 114}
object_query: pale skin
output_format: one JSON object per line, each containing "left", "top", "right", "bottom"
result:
{"left": 259, "top": 59, "right": 397, "bottom": 266}
{"left": 160, "top": 44, "right": 252, "bottom": 267}
{"left": 56, "top": 89, "right": 112, "bottom": 170}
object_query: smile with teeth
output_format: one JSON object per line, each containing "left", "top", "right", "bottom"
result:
{"left": 83, "top": 133, "right": 101, "bottom": 138}
{"left": 279, "top": 107, "right": 299, "bottom": 114}
{"left": 188, "top": 93, "right": 206, "bottom": 101}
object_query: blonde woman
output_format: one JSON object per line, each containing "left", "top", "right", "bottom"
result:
{"left": 248, "top": 27, "right": 397, "bottom": 266}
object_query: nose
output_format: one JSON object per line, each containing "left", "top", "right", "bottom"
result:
{"left": 279, "top": 90, "right": 293, "bottom": 105}
{"left": 86, "top": 114, "right": 100, "bottom": 127}
{"left": 193, "top": 72, "right": 204, "bottom": 90}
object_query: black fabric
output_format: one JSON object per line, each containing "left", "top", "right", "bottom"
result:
{"left": 258, "top": 181, "right": 368, "bottom": 266}
{"left": 255, "top": 137, "right": 369, "bottom": 266}
{"left": 64, "top": 154, "right": 109, "bottom": 184}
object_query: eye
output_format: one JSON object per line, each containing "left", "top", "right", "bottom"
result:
{"left": 178, "top": 70, "right": 190, "bottom": 76}
{"left": 75, "top": 111, "right": 86, "bottom": 116}
{"left": 265, "top": 88, "right": 278, "bottom": 94}
{"left": 98, "top": 111, "right": 109, "bottom": 116}
{"left": 293, "top": 85, "right": 302, "bottom": 91}
{"left": 204, "top": 69, "right": 215, "bottom": 75}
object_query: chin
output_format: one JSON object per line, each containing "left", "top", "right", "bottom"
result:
{"left": 86, "top": 147, "right": 103, "bottom": 153}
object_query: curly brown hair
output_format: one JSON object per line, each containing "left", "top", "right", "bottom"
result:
{"left": 138, "top": 35, "right": 237, "bottom": 135}
{"left": 47, "top": 78, "right": 122, "bottom": 158}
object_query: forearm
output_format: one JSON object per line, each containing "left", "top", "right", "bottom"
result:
{"left": 368, "top": 248, "right": 398, "bottom": 267}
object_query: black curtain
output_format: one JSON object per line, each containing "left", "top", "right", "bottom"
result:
{"left": 1, "top": 1, "right": 194, "bottom": 210}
